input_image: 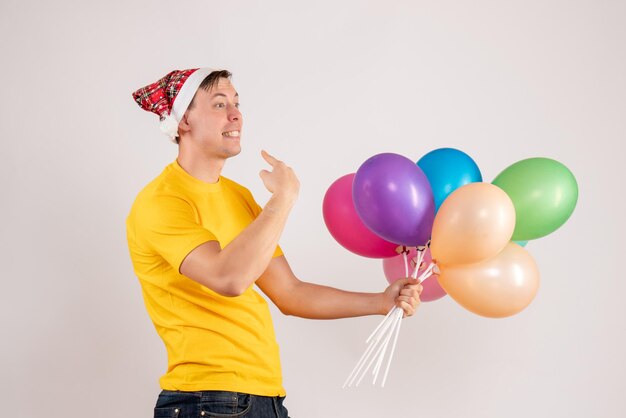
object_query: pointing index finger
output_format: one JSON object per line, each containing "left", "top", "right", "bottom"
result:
{"left": 261, "top": 149, "right": 278, "bottom": 166}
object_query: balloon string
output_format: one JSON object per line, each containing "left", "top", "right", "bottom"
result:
{"left": 417, "top": 262, "right": 436, "bottom": 283}
{"left": 402, "top": 249, "right": 409, "bottom": 278}
{"left": 411, "top": 246, "right": 426, "bottom": 279}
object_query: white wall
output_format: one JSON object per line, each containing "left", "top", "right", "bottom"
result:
{"left": 1, "top": 0, "right": 624, "bottom": 417}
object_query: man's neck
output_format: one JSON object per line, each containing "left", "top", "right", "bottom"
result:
{"left": 176, "top": 153, "right": 224, "bottom": 184}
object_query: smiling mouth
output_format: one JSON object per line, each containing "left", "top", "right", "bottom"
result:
{"left": 222, "top": 130, "right": 240, "bottom": 138}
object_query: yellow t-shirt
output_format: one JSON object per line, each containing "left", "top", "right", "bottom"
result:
{"left": 125, "top": 160, "right": 285, "bottom": 396}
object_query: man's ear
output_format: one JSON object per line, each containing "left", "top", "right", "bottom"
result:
{"left": 178, "top": 112, "right": 191, "bottom": 134}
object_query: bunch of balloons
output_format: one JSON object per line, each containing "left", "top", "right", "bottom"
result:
{"left": 323, "top": 148, "right": 578, "bottom": 319}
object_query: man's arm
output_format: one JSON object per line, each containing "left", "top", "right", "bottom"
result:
{"left": 180, "top": 151, "right": 300, "bottom": 297}
{"left": 256, "top": 255, "right": 423, "bottom": 319}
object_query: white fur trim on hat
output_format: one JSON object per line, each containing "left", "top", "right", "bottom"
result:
{"left": 171, "top": 67, "right": 216, "bottom": 123}
{"left": 161, "top": 67, "right": 217, "bottom": 142}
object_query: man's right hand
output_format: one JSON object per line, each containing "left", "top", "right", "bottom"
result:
{"left": 259, "top": 150, "right": 300, "bottom": 206}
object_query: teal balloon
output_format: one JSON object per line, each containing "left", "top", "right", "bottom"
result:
{"left": 417, "top": 148, "right": 482, "bottom": 213}
{"left": 514, "top": 240, "right": 528, "bottom": 247}
{"left": 493, "top": 158, "right": 578, "bottom": 241}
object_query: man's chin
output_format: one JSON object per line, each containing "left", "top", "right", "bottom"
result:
{"left": 222, "top": 145, "right": 242, "bottom": 159}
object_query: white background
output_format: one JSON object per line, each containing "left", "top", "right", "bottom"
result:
{"left": 1, "top": 0, "right": 624, "bottom": 417}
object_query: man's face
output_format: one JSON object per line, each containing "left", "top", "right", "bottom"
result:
{"left": 180, "top": 77, "right": 242, "bottom": 158}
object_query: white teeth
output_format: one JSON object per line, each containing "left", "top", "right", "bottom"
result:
{"left": 223, "top": 130, "right": 240, "bottom": 137}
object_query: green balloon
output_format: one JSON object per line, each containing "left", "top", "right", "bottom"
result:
{"left": 492, "top": 158, "right": 578, "bottom": 241}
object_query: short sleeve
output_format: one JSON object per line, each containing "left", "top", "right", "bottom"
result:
{"left": 246, "top": 190, "right": 284, "bottom": 258}
{"left": 132, "top": 194, "right": 218, "bottom": 272}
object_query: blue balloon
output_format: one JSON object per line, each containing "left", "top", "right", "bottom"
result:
{"left": 417, "top": 148, "right": 482, "bottom": 213}
{"left": 514, "top": 240, "right": 528, "bottom": 247}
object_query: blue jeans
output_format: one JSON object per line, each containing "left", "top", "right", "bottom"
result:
{"left": 154, "top": 390, "right": 291, "bottom": 418}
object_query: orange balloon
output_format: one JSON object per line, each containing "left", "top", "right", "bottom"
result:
{"left": 430, "top": 183, "right": 515, "bottom": 266}
{"left": 437, "top": 243, "right": 540, "bottom": 318}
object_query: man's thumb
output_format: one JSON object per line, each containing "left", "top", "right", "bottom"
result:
{"left": 400, "top": 277, "right": 420, "bottom": 287}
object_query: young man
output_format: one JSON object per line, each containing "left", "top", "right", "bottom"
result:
{"left": 127, "top": 68, "right": 423, "bottom": 418}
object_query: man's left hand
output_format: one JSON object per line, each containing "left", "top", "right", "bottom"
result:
{"left": 380, "top": 278, "right": 423, "bottom": 318}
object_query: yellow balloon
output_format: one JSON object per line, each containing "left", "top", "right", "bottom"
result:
{"left": 431, "top": 183, "right": 516, "bottom": 266}
{"left": 437, "top": 243, "right": 540, "bottom": 318}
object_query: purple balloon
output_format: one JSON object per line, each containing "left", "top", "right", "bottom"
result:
{"left": 353, "top": 153, "right": 435, "bottom": 246}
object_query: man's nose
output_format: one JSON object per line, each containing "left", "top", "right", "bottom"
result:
{"left": 228, "top": 105, "right": 241, "bottom": 121}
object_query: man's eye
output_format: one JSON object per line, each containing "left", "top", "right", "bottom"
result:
{"left": 235, "top": 103, "right": 240, "bottom": 108}
{"left": 215, "top": 103, "right": 225, "bottom": 108}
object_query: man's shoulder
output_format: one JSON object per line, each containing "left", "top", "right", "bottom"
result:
{"left": 129, "top": 165, "right": 190, "bottom": 214}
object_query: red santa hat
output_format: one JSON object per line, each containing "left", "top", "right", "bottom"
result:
{"left": 132, "top": 67, "right": 216, "bottom": 142}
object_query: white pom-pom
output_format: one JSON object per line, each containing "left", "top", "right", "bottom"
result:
{"left": 159, "top": 113, "right": 180, "bottom": 142}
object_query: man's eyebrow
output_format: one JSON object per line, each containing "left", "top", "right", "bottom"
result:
{"left": 210, "top": 92, "right": 239, "bottom": 99}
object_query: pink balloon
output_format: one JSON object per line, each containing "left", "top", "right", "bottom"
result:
{"left": 382, "top": 247, "right": 447, "bottom": 302}
{"left": 323, "top": 173, "right": 398, "bottom": 258}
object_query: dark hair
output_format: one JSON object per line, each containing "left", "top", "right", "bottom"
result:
{"left": 175, "top": 69, "right": 232, "bottom": 145}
